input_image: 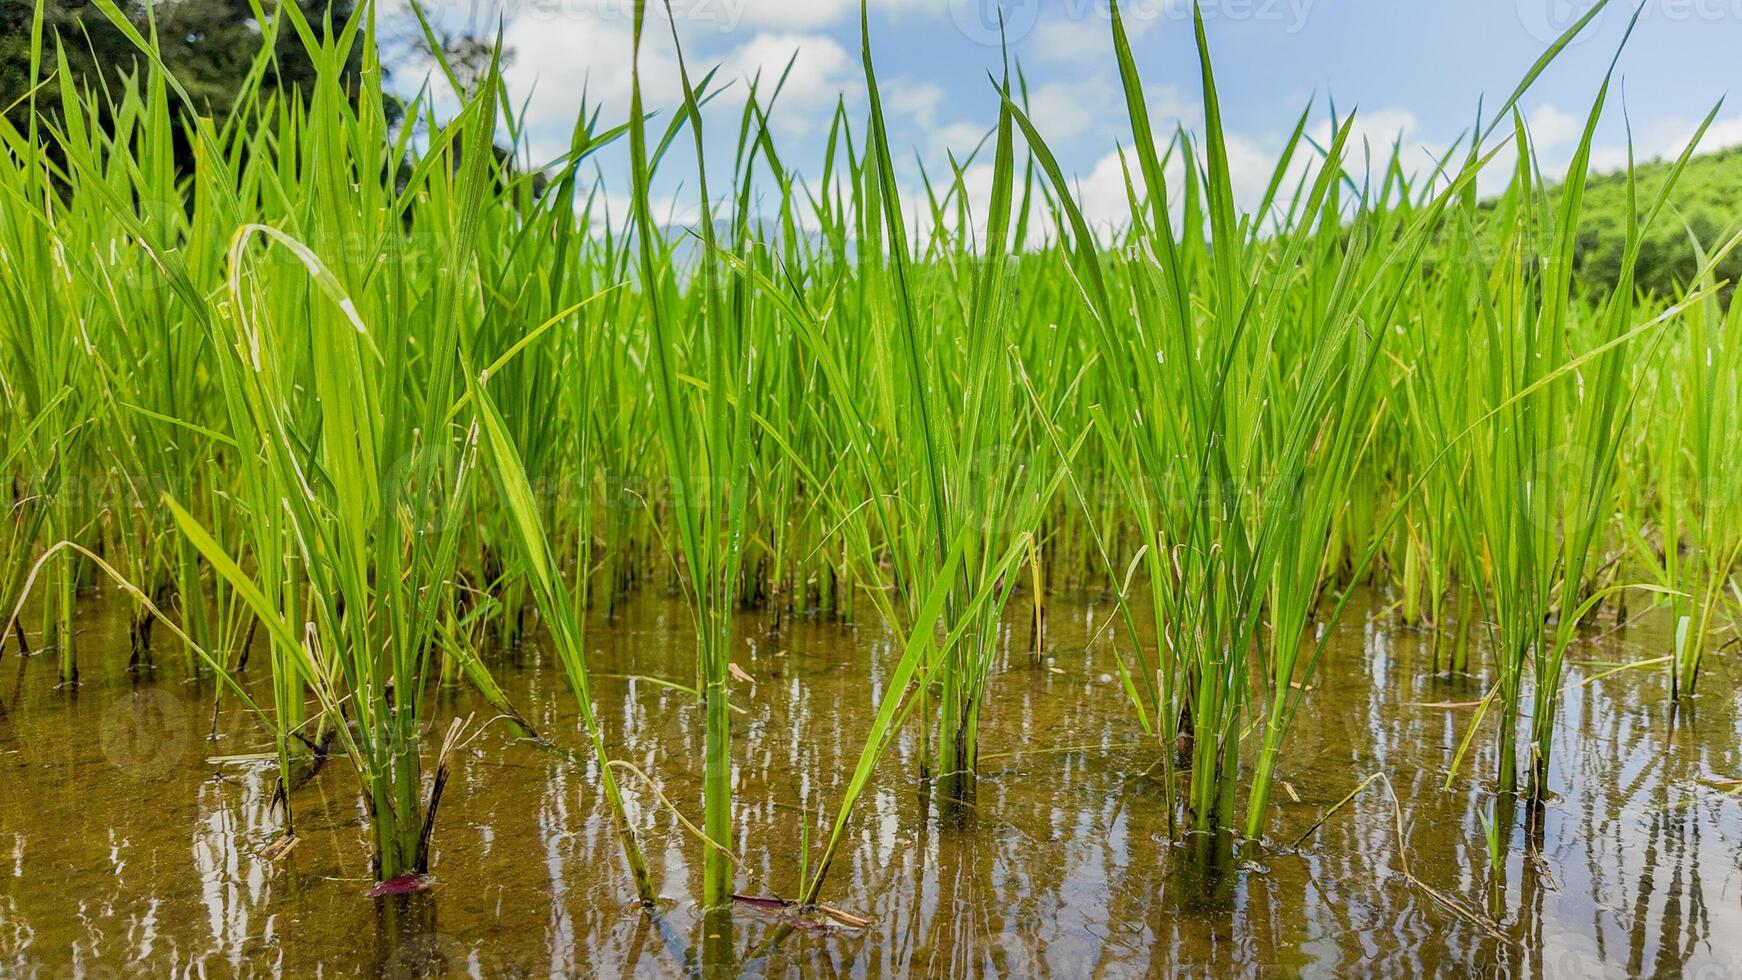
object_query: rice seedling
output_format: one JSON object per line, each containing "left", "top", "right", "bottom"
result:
{"left": 1013, "top": 1, "right": 1410, "bottom": 844}
{"left": 466, "top": 362, "right": 658, "bottom": 903}
{"left": 0, "top": 27, "right": 104, "bottom": 686}
{"left": 1630, "top": 232, "right": 1742, "bottom": 699}
{"left": 851, "top": 5, "right": 1074, "bottom": 813}
{"left": 34, "top": 0, "right": 530, "bottom": 885}
{"left": 626, "top": 0, "right": 758, "bottom": 913}
{"left": 1434, "top": 15, "right": 1733, "bottom": 805}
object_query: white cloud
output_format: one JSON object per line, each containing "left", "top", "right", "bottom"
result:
{"left": 1685, "top": 111, "right": 1742, "bottom": 155}
{"left": 1526, "top": 103, "right": 1583, "bottom": 152}
{"left": 493, "top": 10, "right": 858, "bottom": 158}
{"left": 1021, "top": 78, "right": 1191, "bottom": 147}
{"left": 1519, "top": 106, "right": 1742, "bottom": 183}
{"left": 1306, "top": 107, "right": 1453, "bottom": 198}
{"left": 1222, "top": 130, "right": 1304, "bottom": 211}
{"left": 927, "top": 120, "right": 996, "bottom": 162}
{"left": 886, "top": 79, "right": 947, "bottom": 131}
{"left": 1068, "top": 104, "right": 1435, "bottom": 236}
{"left": 500, "top": 11, "right": 672, "bottom": 157}
{"left": 896, "top": 75, "right": 1193, "bottom": 183}
{"left": 719, "top": 31, "right": 858, "bottom": 127}
{"left": 692, "top": 0, "right": 951, "bottom": 31}
{"left": 902, "top": 161, "right": 1000, "bottom": 248}
{"left": 1075, "top": 141, "right": 1185, "bottom": 233}
{"left": 1627, "top": 109, "right": 1742, "bottom": 166}
{"left": 591, "top": 187, "right": 702, "bottom": 230}
{"left": 1325, "top": 107, "right": 1419, "bottom": 152}
{"left": 1032, "top": 17, "right": 1116, "bottom": 63}
{"left": 1025, "top": 78, "right": 1115, "bottom": 144}
{"left": 1030, "top": 3, "right": 1169, "bottom": 63}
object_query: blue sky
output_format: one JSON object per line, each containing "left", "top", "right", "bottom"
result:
{"left": 392, "top": 0, "right": 1742, "bottom": 228}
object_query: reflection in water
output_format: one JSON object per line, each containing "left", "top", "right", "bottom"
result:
{"left": 0, "top": 588, "right": 1739, "bottom": 975}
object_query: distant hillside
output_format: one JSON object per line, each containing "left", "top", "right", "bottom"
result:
{"left": 1573, "top": 144, "right": 1742, "bottom": 301}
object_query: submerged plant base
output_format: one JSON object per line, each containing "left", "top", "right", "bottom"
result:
{"left": 374, "top": 889, "right": 439, "bottom": 977}
{"left": 931, "top": 768, "right": 978, "bottom": 828}
{"left": 1174, "top": 829, "right": 1241, "bottom": 913}
{"left": 697, "top": 904, "right": 735, "bottom": 979}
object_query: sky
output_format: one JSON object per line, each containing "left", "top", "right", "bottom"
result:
{"left": 387, "top": 0, "right": 1742, "bottom": 231}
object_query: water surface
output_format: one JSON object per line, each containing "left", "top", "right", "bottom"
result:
{"left": 0, "top": 589, "right": 1735, "bottom": 976}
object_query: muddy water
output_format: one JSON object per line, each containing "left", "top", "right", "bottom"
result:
{"left": 0, "top": 588, "right": 1737, "bottom": 977}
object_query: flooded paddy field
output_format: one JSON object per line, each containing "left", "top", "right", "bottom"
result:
{"left": 7, "top": 0, "right": 1742, "bottom": 975}
{"left": 1, "top": 590, "right": 1735, "bottom": 977}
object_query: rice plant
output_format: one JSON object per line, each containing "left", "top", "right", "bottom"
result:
{"left": 623, "top": 0, "right": 758, "bottom": 912}
{"left": 5, "top": 0, "right": 1741, "bottom": 947}
{"left": 1633, "top": 232, "right": 1742, "bottom": 699}
{"left": 1436, "top": 14, "right": 1731, "bottom": 807}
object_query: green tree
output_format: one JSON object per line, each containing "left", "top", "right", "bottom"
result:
{"left": 1, "top": 0, "right": 359, "bottom": 142}
{"left": 1573, "top": 145, "right": 1742, "bottom": 302}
